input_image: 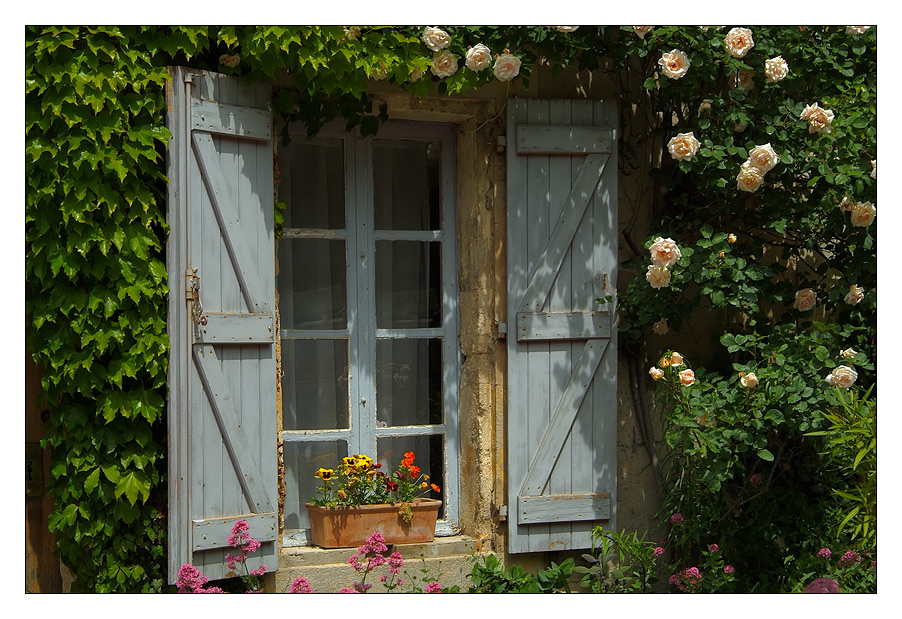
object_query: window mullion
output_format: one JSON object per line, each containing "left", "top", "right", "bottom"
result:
{"left": 354, "top": 133, "right": 378, "bottom": 458}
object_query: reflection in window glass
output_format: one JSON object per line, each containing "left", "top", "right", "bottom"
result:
{"left": 374, "top": 140, "right": 441, "bottom": 231}
{"left": 278, "top": 239, "right": 347, "bottom": 330}
{"left": 281, "top": 339, "right": 349, "bottom": 431}
{"left": 376, "top": 338, "right": 443, "bottom": 426}
{"left": 283, "top": 441, "right": 348, "bottom": 530}
{"left": 283, "top": 139, "right": 345, "bottom": 229}
{"left": 375, "top": 241, "right": 441, "bottom": 329}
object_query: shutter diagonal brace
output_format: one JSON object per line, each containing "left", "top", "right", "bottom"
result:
{"left": 193, "top": 343, "right": 273, "bottom": 513}
{"left": 191, "top": 130, "right": 267, "bottom": 314}
{"left": 517, "top": 153, "right": 609, "bottom": 314}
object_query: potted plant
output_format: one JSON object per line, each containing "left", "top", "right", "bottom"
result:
{"left": 305, "top": 451, "right": 442, "bottom": 548}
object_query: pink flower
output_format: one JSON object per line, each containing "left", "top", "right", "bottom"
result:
{"left": 817, "top": 548, "right": 832, "bottom": 560}
{"left": 653, "top": 546, "right": 665, "bottom": 558}
{"left": 425, "top": 581, "right": 443, "bottom": 593}
{"left": 195, "top": 586, "right": 224, "bottom": 593}
{"left": 804, "top": 577, "right": 840, "bottom": 593}
{"left": 176, "top": 563, "right": 209, "bottom": 592}
{"left": 724, "top": 565, "right": 735, "bottom": 574}
{"left": 290, "top": 577, "right": 314, "bottom": 593}
{"left": 670, "top": 513, "right": 686, "bottom": 524}
{"left": 749, "top": 473, "right": 763, "bottom": 488}
{"left": 708, "top": 543, "right": 719, "bottom": 553}
{"left": 838, "top": 550, "right": 861, "bottom": 567}
{"left": 251, "top": 564, "right": 267, "bottom": 577}
{"left": 339, "top": 587, "right": 359, "bottom": 593}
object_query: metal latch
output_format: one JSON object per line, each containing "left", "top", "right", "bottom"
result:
{"left": 186, "top": 267, "right": 206, "bottom": 326}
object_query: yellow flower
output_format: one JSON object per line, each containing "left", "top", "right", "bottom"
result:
{"left": 315, "top": 468, "right": 334, "bottom": 480}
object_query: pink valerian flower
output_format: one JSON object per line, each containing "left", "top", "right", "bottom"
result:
{"left": 708, "top": 543, "right": 719, "bottom": 553}
{"left": 805, "top": 577, "right": 841, "bottom": 593}
{"left": 748, "top": 472, "right": 763, "bottom": 488}
{"left": 176, "top": 563, "right": 209, "bottom": 592}
{"left": 290, "top": 577, "right": 314, "bottom": 593}
{"left": 723, "top": 565, "right": 735, "bottom": 574}
{"left": 671, "top": 566, "right": 703, "bottom": 592}
{"left": 339, "top": 587, "right": 359, "bottom": 593}
{"left": 653, "top": 546, "right": 665, "bottom": 558}
{"left": 670, "top": 513, "right": 686, "bottom": 525}
{"left": 838, "top": 550, "right": 861, "bottom": 567}
{"left": 195, "top": 586, "right": 225, "bottom": 593}
{"left": 250, "top": 564, "right": 267, "bottom": 578}
{"left": 817, "top": 548, "right": 832, "bottom": 560}
{"left": 425, "top": 581, "right": 443, "bottom": 593}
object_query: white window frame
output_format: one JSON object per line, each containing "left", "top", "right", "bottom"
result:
{"left": 279, "top": 120, "right": 461, "bottom": 546}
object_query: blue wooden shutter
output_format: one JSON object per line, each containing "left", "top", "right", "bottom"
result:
{"left": 506, "top": 99, "right": 618, "bottom": 553}
{"left": 166, "top": 67, "right": 278, "bottom": 582}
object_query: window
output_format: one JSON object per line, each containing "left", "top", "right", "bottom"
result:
{"left": 277, "top": 122, "right": 460, "bottom": 543}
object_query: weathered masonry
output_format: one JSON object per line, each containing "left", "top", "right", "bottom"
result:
{"left": 164, "top": 66, "right": 651, "bottom": 589}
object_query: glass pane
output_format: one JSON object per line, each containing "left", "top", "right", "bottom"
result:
{"left": 377, "top": 435, "right": 445, "bottom": 518}
{"left": 375, "top": 338, "right": 443, "bottom": 426}
{"left": 284, "top": 139, "right": 345, "bottom": 229}
{"left": 281, "top": 339, "right": 349, "bottom": 430}
{"left": 373, "top": 139, "right": 441, "bottom": 231}
{"left": 278, "top": 239, "right": 347, "bottom": 330}
{"left": 283, "top": 440, "right": 348, "bottom": 530}
{"left": 375, "top": 241, "right": 441, "bottom": 328}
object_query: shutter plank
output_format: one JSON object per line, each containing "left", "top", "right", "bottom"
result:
{"left": 519, "top": 493, "right": 611, "bottom": 523}
{"left": 192, "top": 98, "right": 272, "bottom": 140}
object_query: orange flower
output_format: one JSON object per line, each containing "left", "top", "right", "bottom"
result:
{"left": 422, "top": 481, "right": 429, "bottom": 490}
{"left": 404, "top": 451, "right": 415, "bottom": 460}
{"left": 431, "top": 483, "right": 441, "bottom": 493}
{"left": 409, "top": 465, "right": 421, "bottom": 477}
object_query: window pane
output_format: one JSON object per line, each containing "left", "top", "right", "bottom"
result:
{"left": 278, "top": 239, "right": 347, "bottom": 330}
{"left": 283, "top": 139, "right": 345, "bottom": 229}
{"left": 376, "top": 338, "right": 443, "bottom": 426}
{"left": 281, "top": 339, "right": 349, "bottom": 430}
{"left": 377, "top": 435, "right": 445, "bottom": 518}
{"left": 283, "top": 440, "right": 348, "bottom": 530}
{"left": 375, "top": 241, "right": 441, "bottom": 328}
{"left": 373, "top": 139, "right": 442, "bottom": 231}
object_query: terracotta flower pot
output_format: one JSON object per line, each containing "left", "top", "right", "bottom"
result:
{"left": 305, "top": 499, "right": 442, "bottom": 548}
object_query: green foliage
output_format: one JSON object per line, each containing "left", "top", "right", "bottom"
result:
{"left": 806, "top": 387, "right": 876, "bottom": 548}
{"left": 465, "top": 554, "right": 574, "bottom": 593}
{"left": 574, "top": 528, "right": 659, "bottom": 593}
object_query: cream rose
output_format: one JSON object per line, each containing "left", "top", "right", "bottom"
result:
{"left": 850, "top": 201, "right": 876, "bottom": 227}
{"left": 410, "top": 67, "right": 425, "bottom": 82}
{"left": 219, "top": 53, "right": 241, "bottom": 68}
{"left": 421, "top": 27, "right": 451, "bottom": 51}
{"left": 698, "top": 99, "right": 713, "bottom": 115}
{"left": 646, "top": 265, "right": 672, "bottom": 289}
{"left": 465, "top": 43, "right": 492, "bottom": 72}
{"left": 871, "top": 160, "right": 876, "bottom": 179}
{"left": 553, "top": 26, "right": 579, "bottom": 32}
{"left": 649, "top": 366, "right": 664, "bottom": 381}
{"left": 841, "top": 348, "right": 857, "bottom": 359}
{"left": 649, "top": 236, "right": 682, "bottom": 267}
{"left": 794, "top": 288, "right": 816, "bottom": 312}
{"left": 667, "top": 132, "right": 700, "bottom": 161}
{"left": 765, "top": 56, "right": 789, "bottom": 83}
{"left": 740, "top": 372, "right": 759, "bottom": 388}
{"left": 493, "top": 53, "right": 522, "bottom": 82}
{"left": 724, "top": 27, "right": 754, "bottom": 58}
{"left": 670, "top": 352, "right": 684, "bottom": 367}
{"left": 678, "top": 369, "right": 696, "bottom": 386}
{"left": 728, "top": 233, "right": 737, "bottom": 244}
{"left": 430, "top": 50, "right": 458, "bottom": 78}
{"left": 652, "top": 318, "right": 669, "bottom": 335}
{"left": 801, "top": 103, "right": 835, "bottom": 134}
{"left": 658, "top": 49, "right": 690, "bottom": 79}
{"left": 369, "top": 60, "right": 388, "bottom": 80}
{"left": 736, "top": 161, "right": 765, "bottom": 192}
{"left": 825, "top": 365, "right": 858, "bottom": 389}
{"left": 845, "top": 284, "right": 864, "bottom": 305}
{"left": 730, "top": 69, "right": 755, "bottom": 91}
{"left": 633, "top": 26, "right": 654, "bottom": 39}
{"left": 846, "top": 26, "right": 871, "bottom": 35}
{"left": 840, "top": 196, "right": 855, "bottom": 212}
{"left": 747, "top": 143, "right": 779, "bottom": 173}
